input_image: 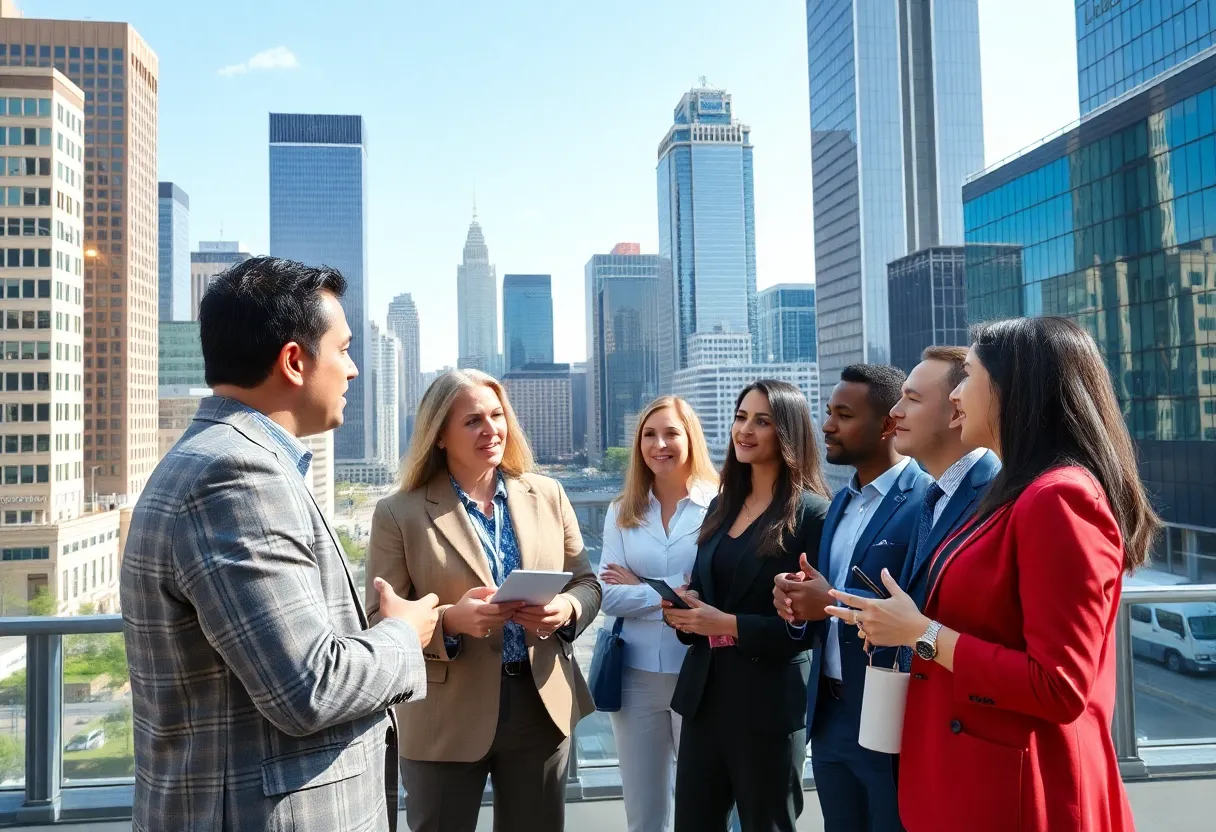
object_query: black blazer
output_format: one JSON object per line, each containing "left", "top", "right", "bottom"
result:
{"left": 670, "top": 491, "right": 830, "bottom": 734}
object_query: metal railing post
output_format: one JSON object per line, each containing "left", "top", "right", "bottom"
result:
{"left": 1112, "top": 606, "right": 1146, "bottom": 779}
{"left": 17, "top": 632, "right": 62, "bottom": 824}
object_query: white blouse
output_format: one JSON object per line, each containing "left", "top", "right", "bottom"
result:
{"left": 597, "top": 482, "right": 715, "bottom": 673}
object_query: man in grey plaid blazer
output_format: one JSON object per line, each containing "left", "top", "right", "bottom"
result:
{"left": 121, "top": 257, "right": 438, "bottom": 832}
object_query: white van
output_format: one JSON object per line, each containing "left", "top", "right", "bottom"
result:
{"left": 1125, "top": 569, "right": 1216, "bottom": 674}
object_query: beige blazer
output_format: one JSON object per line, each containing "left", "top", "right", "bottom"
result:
{"left": 366, "top": 469, "right": 600, "bottom": 763}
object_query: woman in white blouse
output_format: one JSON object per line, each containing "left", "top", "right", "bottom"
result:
{"left": 599, "top": 395, "right": 718, "bottom": 832}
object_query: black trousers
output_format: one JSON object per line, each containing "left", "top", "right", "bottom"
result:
{"left": 674, "top": 676, "right": 806, "bottom": 832}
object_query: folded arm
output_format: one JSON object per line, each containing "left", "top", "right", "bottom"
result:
{"left": 174, "top": 456, "right": 425, "bottom": 738}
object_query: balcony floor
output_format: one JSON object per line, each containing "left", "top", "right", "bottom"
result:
{"left": 7, "top": 776, "right": 1214, "bottom": 831}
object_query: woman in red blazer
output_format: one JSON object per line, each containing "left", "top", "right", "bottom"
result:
{"left": 825, "top": 316, "right": 1160, "bottom": 832}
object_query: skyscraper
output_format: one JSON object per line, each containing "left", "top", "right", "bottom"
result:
{"left": 457, "top": 210, "right": 498, "bottom": 375}
{"left": 757, "top": 284, "right": 818, "bottom": 364}
{"left": 157, "top": 182, "right": 189, "bottom": 322}
{"left": 0, "top": 66, "right": 122, "bottom": 615}
{"left": 657, "top": 85, "right": 757, "bottom": 367}
{"left": 585, "top": 248, "right": 675, "bottom": 464}
{"left": 0, "top": 14, "right": 163, "bottom": 500}
{"left": 886, "top": 247, "right": 969, "bottom": 374}
{"left": 1077, "top": 0, "right": 1216, "bottom": 115}
{"left": 269, "top": 113, "right": 370, "bottom": 461}
{"left": 370, "top": 324, "right": 400, "bottom": 470}
{"left": 502, "top": 274, "right": 554, "bottom": 372}
{"left": 503, "top": 364, "right": 573, "bottom": 463}
{"left": 807, "top": 0, "right": 984, "bottom": 404}
{"left": 190, "top": 240, "right": 251, "bottom": 320}
{"left": 157, "top": 321, "right": 205, "bottom": 387}
{"left": 387, "top": 293, "right": 421, "bottom": 448}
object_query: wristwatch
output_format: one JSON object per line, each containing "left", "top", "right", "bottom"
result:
{"left": 915, "top": 620, "right": 943, "bottom": 661}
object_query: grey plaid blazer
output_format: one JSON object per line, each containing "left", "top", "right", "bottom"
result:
{"left": 121, "top": 397, "right": 426, "bottom": 832}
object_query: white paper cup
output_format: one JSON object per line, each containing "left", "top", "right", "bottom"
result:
{"left": 858, "top": 664, "right": 911, "bottom": 754}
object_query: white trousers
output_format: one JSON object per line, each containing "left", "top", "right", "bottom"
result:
{"left": 609, "top": 667, "right": 682, "bottom": 832}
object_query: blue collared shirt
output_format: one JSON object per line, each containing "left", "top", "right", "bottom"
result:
{"left": 822, "top": 457, "right": 911, "bottom": 680}
{"left": 226, "top": 399, "right": 313, "bottom": 478}
{"left": 449, "top": 472, "right": 528, "bottom": 664}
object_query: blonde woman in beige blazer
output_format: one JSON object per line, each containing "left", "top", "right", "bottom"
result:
{"left": 366, "top": 369, "right": 600, "bottom": 832}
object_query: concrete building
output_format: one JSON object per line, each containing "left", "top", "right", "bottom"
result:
{"left": 190, "top": 241, "right": 251, "bottom": 321}
{"left": 157, "top": 182, "right": 189, "bottom": 321}
{"left": 270, "top": 113, "right": 371, "bottom": 463}
{"left": 570, "top": 361, "right": 587, "bottom": 459}
{"left": 303, "top": 431, "right": 334, "bottom": 523}
{"left": 503, "top": 364, "right": 572, "bottom": 463}
{"left": 657, "top": 86, "right": 757, "bottom": 366}
{"left": 0, "top": 14, "right": 163, "bottom": 502}
{"left": 157, "top": 385, "right": 208, "bottom": 459}
{"left": 457, "top": 210, "right": 499, "bottom": 375}
{"left": 673, "top": 333, "right": 819, "bottom": 465}
{"left": 372, "top": 323, "right": 400, "bottom": 469}
{"left": 387, "top": 293, "right": 420, "bottom": 448}
{"left": 0, "top": 66, "right": 120, "bottom": 615}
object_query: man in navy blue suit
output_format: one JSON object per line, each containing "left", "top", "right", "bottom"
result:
{"left": 775, "top": 364, "right": 932, "bottom": 832}
{"left": 888, "top": 346, "right": 1000, "bottom": 617}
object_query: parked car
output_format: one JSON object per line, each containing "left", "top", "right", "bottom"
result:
{"left": 1126, "top": 569, "right": 1216, "bottom": 674}
{"left": 65, "top": 728, "right": 105, "bottom": 752}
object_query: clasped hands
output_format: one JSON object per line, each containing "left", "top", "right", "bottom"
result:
{"left": 775, "top": 556, "right": 930, "bottom": 650}
{"left": 442, "top": 585, "right": 574, "bottom": 641}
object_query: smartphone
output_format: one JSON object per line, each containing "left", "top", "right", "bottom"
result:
{"left": 641, "top": 577, "right": 691, "bottom": 610}
{"left": 850, "top": 565, "right": 891, "bottom": 599}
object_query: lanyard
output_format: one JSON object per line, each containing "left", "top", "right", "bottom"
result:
{"left": 469, "top": 495, "right": 505, "bottom": 585}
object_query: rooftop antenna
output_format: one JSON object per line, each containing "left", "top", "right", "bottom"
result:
{"left": 698, "top": 75, "right": 709, "bottom": 88}
{"left": 472, "top": 183, "right": 478, "bottom": 222}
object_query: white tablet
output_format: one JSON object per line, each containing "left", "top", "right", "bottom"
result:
{"left": 490, "top": 570, "right": 574, "bottom": 605}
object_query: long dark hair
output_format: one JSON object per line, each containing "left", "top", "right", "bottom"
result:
{"left": 971, "top": 317, "right": 1160, "bottom": 571}
{"left": 700, "top": 380, "right": 831, "bottom": 557}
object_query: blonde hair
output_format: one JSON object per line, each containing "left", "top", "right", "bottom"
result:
{"left": 400, "top": 369, "right": 535, "bottom": 492}
{"left": 615, "top": 396, "right": 718, "bottom": 529}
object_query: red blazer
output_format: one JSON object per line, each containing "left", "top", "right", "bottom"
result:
{"left": 898, "top": 467, "right": 1135, "bottom": 832}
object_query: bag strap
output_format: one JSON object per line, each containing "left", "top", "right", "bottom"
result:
{"left": 611, "top": 616, "right": 625, "bottom": 635}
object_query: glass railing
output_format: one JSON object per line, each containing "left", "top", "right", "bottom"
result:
{"left": 0, "top": 583, "right": 1212, "bottom": 823}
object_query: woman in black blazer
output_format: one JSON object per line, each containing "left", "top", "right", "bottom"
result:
{"left": 662, "top": 379, "right": 831, "bottom": 832}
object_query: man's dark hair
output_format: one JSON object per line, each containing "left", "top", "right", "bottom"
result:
{"left": 839, "top": 363, "right": 906, "bottom": 420}
{"left": 199, "top": 256, "right": 346, "bottom": 388}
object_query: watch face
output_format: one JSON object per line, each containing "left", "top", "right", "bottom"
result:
{"left": 915, "top": 640, "right": 937, "bottom": 661}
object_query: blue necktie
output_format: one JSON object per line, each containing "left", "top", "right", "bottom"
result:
{"left": 915, "top": 483, "right": 946, "bottom": 560}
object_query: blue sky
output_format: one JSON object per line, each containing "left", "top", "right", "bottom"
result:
{"left": 25, "top": 0, "right": 1079, "bottom": 370}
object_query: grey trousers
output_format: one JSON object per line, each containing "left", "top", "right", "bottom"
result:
{"left": 400, "top": 673, "right": 570, "bottom": 832}
{"left": 609, "top": 668, "right": 682, "bottom": 832}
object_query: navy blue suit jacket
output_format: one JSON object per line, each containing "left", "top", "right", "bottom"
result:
{"left": 804, "top": 459, "right": 933, "bottom": 734}
{"left": 899, "top": 450, "right": 1001, "bottom": 609}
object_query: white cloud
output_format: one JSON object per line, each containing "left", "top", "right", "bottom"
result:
{"left": 217, "top": 47, "right": 299, "bottom": 78}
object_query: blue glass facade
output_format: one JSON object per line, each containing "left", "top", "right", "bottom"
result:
{"left": 657, "top": 88, "right": 756, "bottom": 367}
{"left": 269, "top": 114, "right": 370, "bottom": 461}
{"left": 964, "top": 52, "right": 1216, "bottom": 529}
{"left": 758, "top": 284, "right": 818, "bottom": 364}
{"left": 807, "top": 0, "right": 984, "bottom": 406}
{"left": 157, "top": 182, "right": 189, "bottom": 322}
{"left": 502, "top": 274, "right": 554, "bottom": 372}
{"left": 886, "top": 246, "right": 980, "bottom": 374}
{"left": 1077, "top": 0, "right": 1216, "bottom": 115}
{"left": 584, "top": 254, "right": 675, "bottom": 461}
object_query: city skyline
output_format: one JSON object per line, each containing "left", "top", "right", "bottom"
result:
{"left": 19, "top": 0, "right": 1084, "bottom": 373}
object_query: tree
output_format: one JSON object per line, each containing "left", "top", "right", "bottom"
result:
{"left": 336, "top": 527, "right": 367, "bottom": 567}
{"left": 103, "top": 704, "right": 133, "bottom": 754}
{"left": 26, "top": 587, "right": 54, "bottom": 617}
{"left": 0, "top": 734, "right": 22, "bottom": 783}
{"left": 602, "top": 447, "right": 630, "bottom": 474}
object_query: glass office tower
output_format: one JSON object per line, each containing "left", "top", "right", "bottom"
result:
{"left": 807, "top": 0, "right": 984, "bottom": 405}
{"left": 585, "top": 251, "right": 675, "bottom": 464}
{"left": 157, "top": 182, "right": 189, "bottom": 322}
{"left": 886, "top": 246, "right": 970, "bottom": 374}
{"left": 502, "top": 274, "right": 554, "bottom": 371}
{"left": 757, "top": 284, "right": 818, "bottom": 364}
{"left": 269, "top": 113, "right": 370, "bottom": 461}
{"left": 964, "top": 51, "right": 1216, "bottom": 538}
{"left": 657, "top": 86, "right": 756, "bottom": 367}
{"left": 1077, "top": 0, "right": 1216, "bottom": 115}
